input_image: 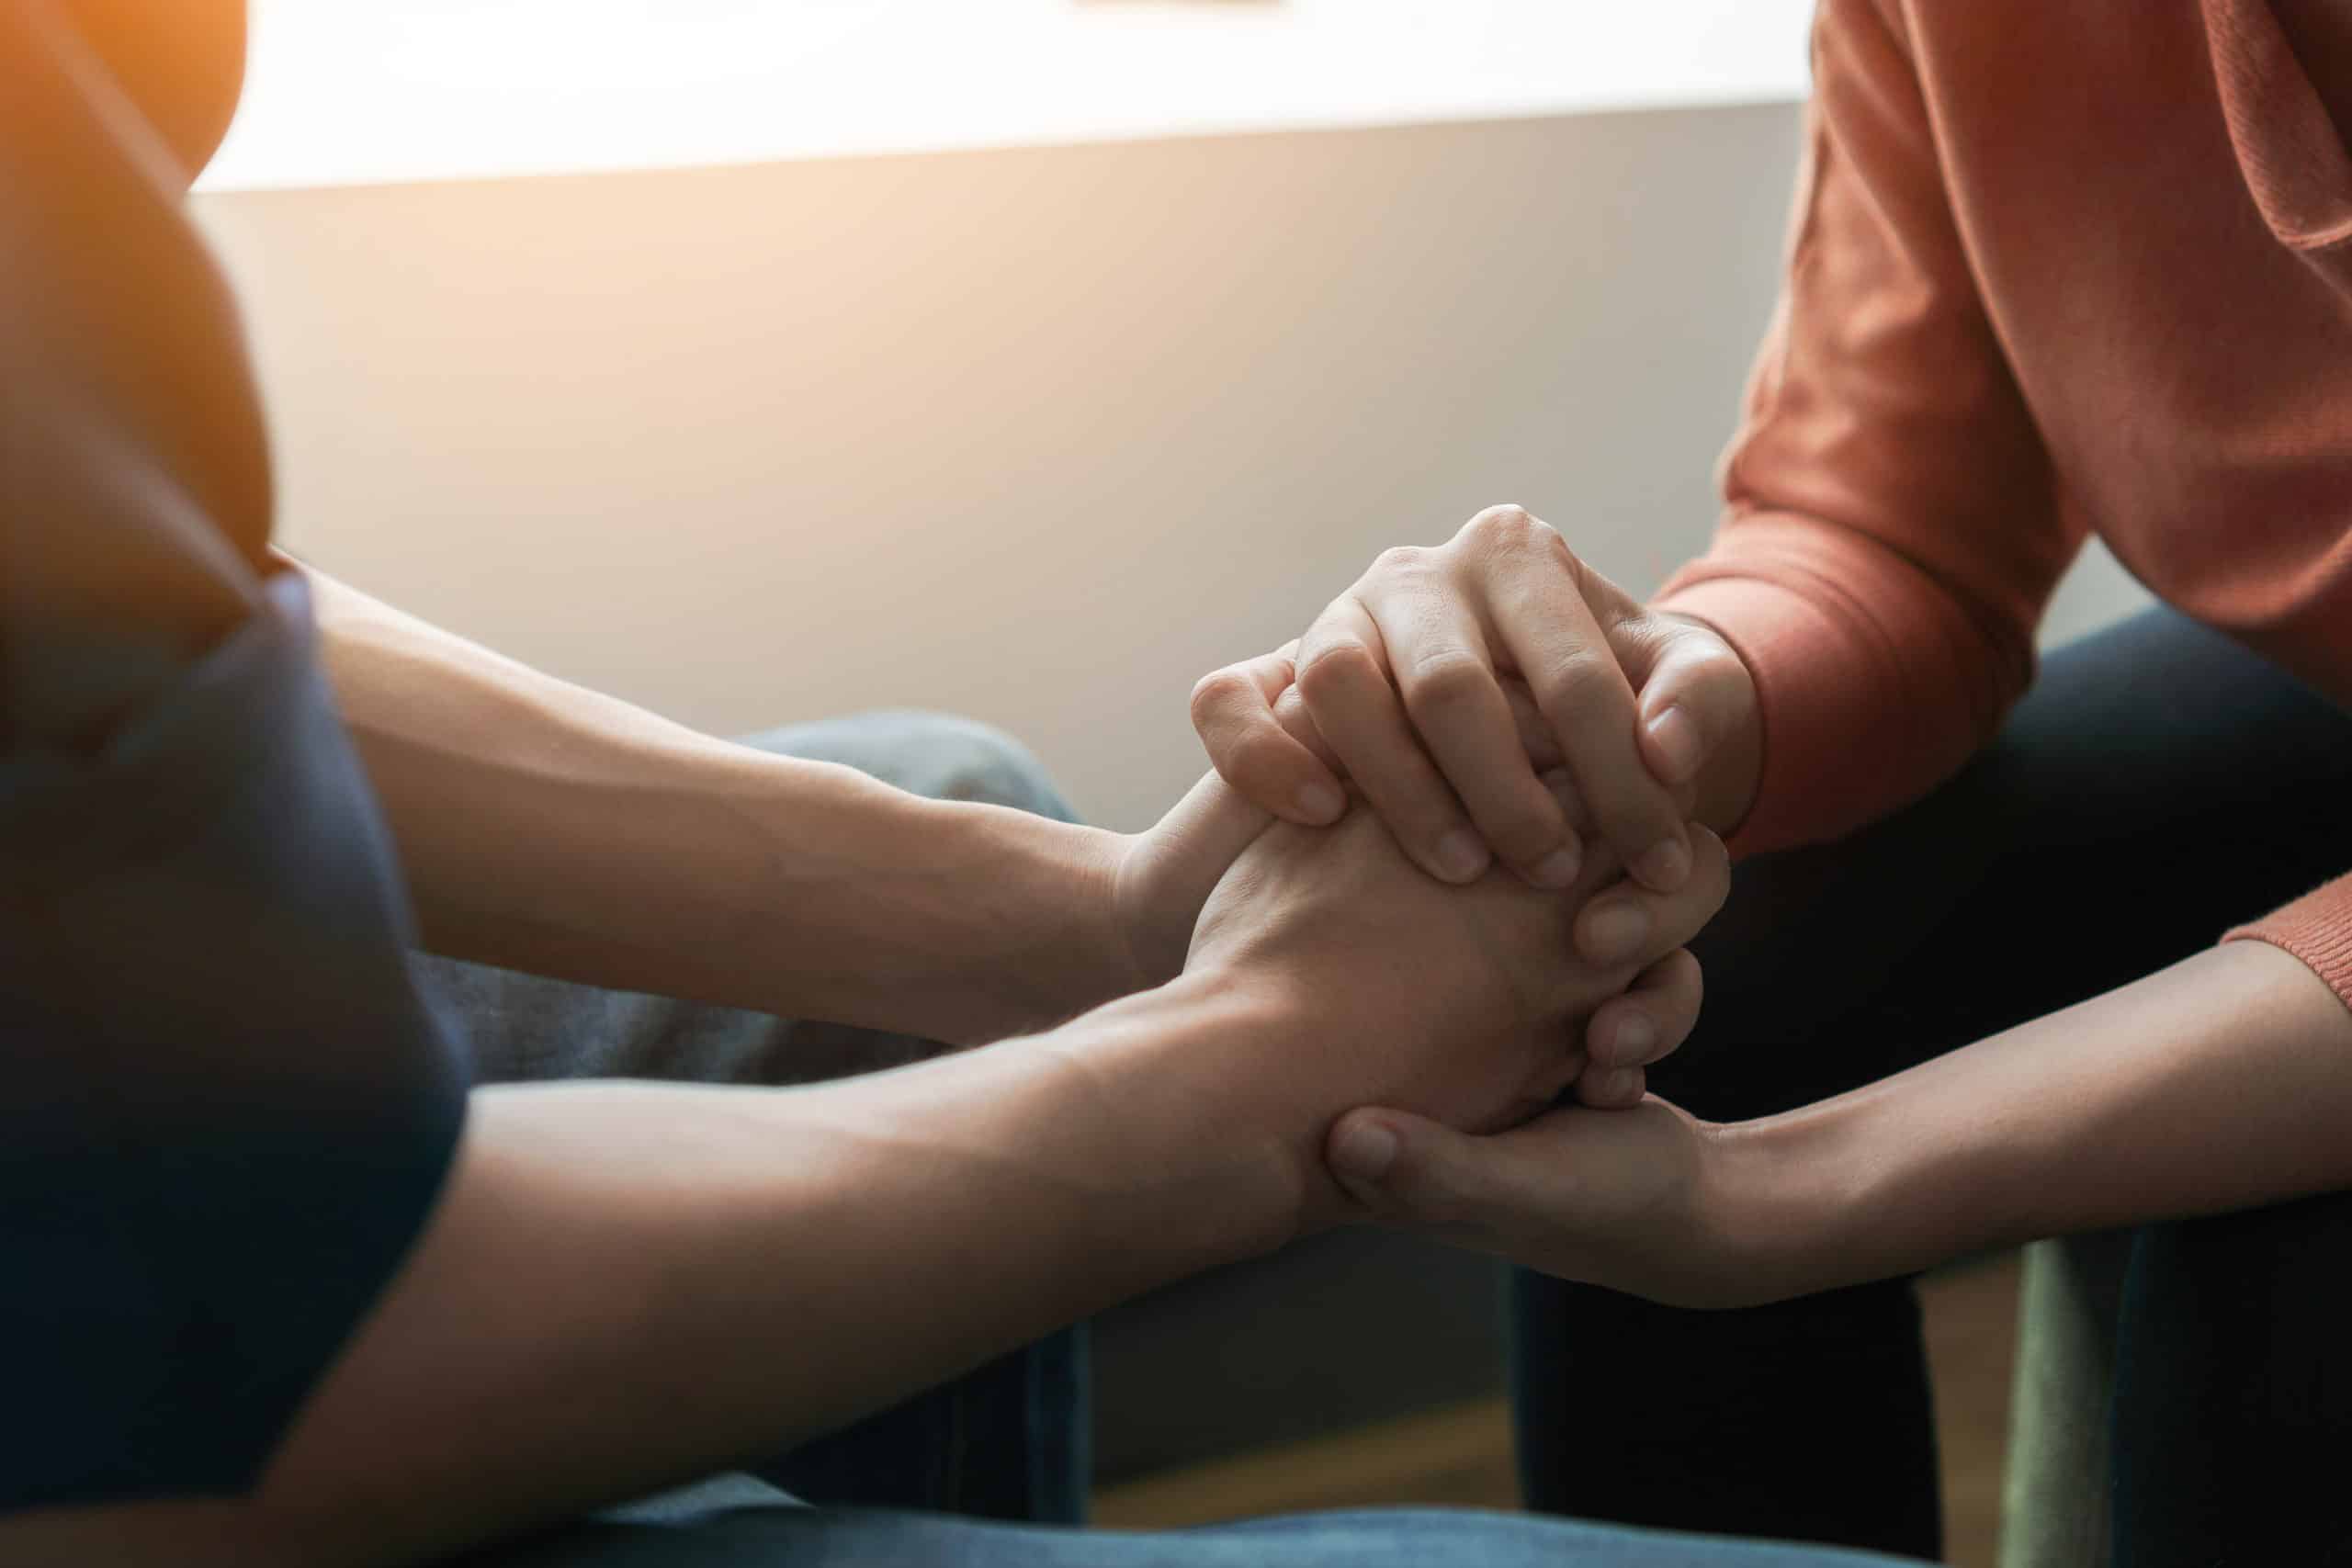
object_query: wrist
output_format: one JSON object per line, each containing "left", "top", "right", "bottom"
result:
{"left": 1712, "top": 1069, "right": 2004, "bottom": 1302}
{"left": 1700, "top": 1114, "right": 1860, "bottom": 1303}
{"left": 899, "top": 800, "right": 1138, "bottom": 1041}
{"left": 1029, "top": 816, "right": 1155, "bottom": 1016}
{"left": 1061, "top": 963, "right": 1336, "bottom": 1256}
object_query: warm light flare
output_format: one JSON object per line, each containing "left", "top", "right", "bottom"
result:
{"left": 198, "top": 0, "right": 1812, "bottom": 192}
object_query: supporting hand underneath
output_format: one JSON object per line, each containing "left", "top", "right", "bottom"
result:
{"left": 1182, "top": 779, "right": 1727, "bottom": 1228}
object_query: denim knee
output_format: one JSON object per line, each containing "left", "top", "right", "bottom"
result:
{"left": 733, "top": 709, "right": 1077, "bottom": 824}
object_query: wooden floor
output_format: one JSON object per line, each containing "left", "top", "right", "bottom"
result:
{"left": 1097, "top": 1251, "right": 2023, "bottom": 1566}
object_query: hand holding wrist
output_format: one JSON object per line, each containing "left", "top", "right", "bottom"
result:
{"left": 1323, "top": 1091, "right": 1865, "bottom": 1310}
{"left": 1334, "top": 942, "right": 2352, "bottom": 1309}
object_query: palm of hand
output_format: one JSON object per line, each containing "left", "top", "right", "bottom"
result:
{"left": 1453, "top": 1099, "right": 1741, "bottom": 1307}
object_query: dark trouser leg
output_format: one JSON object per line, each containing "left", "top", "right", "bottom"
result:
{"left": 2109, "top": 1189, "right": 2352, "bottom": 1567}
{"left": 415, "top": 710, "right": 1091, "bottom": 1525}
{"left": 1510, "top": 608, "right": 2352, "bottom": 1559}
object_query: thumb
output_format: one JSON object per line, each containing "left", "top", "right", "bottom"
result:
{"left": 1624, "top": 618, "right": 1755, "bottom": 793}
{"left": 1125, "top": 771, "right": 1278, "bottom": 986}
{"left": 1155, "top": 770, "right": 1276, "bottom": 889}
{"left": 1328, "top": 1108, "right": 1531, "bottom": 1234}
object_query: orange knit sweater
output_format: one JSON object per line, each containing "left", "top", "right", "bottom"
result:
{"left": 1657, "top": 0, "right": 2352, "bottom": 1009}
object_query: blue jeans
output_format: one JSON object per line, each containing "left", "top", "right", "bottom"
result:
{"left": 459, "top": 1506, "right": 1917, "bottom": 1566}
{"left": 428, "top": 710, "right": 1918, "bottom": 1568}
{"left": 419, "top": 711, "right": 1094, "bottom": 1528}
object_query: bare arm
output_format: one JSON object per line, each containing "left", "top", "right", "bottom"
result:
{"left": 1329, "top": 940, "right": 2352, "bottom": 1311}
{"left": 1, "top": 801, "right": 1733, "bottom": 1568}
{"left": 0, "top": 974, "right": 1301, "bottom": 1568}
{"left": 1749, "top": 941, "right": 2352, "bottom": 1295}
{"left": 297, "top": 565, "right": 1182, "bottom": 1043}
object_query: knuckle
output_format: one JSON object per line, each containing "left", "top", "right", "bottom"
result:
{"left": 1462, "top": 503, "right": 1566, "bottom": 561}
{"left": 1230, "top": 730, "right": 1299, "bottom": 788}
{"left": 1294, "top": 639, "right": 1385, "bottom": 705}
{"left": 1187, "top": 667, "right": 1255, "bottom": 725}
{"left": 1366, "top": 544, "right": 1430, "bottom": 581}
{"left": 1270, "top": 685, "right": 1319, "bottom": 746}
{"left": 1532, "top": 647, "right": 1626, "bottom": 723}
{"left": 1397, "top": 648, "right": 1493, "bottom": 719}
{"left": 1464, "top": 502, "right": 1536, "bottom": 540}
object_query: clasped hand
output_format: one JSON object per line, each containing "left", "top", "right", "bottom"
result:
{"left": 1173, "top": 503, "right": 1778, "bottom": 1305}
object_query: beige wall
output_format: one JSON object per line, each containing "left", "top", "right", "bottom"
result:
{"left": 198, "top": 103, "right": 2145, "bottom": 830}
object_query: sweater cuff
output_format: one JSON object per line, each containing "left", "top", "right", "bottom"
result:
{"left": 2225, "top": 874, "right": 2352, "bottom": 1018}
{"left": 1655, "top": 513, "right": 2032, "bottom": 863}
{"left": 1653, "top": 576, "right": 1889, "bottom": 859}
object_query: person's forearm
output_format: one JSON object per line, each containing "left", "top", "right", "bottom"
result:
{"left": 5, "top": 970, "right": 1311, "bottom": 1568}
{"left": 1726, "top": 941, "right": 2352, "bottom": 1298}
{"left": 298, "top": 562, "right": 1136, "bottom": 1043}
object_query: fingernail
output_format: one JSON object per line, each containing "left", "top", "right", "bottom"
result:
{"left": 1603, "top": 1013, "right": 1657, "bottom": 1066}
{"left": 1435, "top": 829, "right": 1490, "bottom": 882}
{"left": 1331, "top": 1120, "right": 1398, "bottom": 1184}
{"left": 1583, "top": 902, "right": 1649, "bottom": 964}
{"left": 1645, "top": 705, "right": 1705, "bottom": 783}
{"left": 1530, "top": 844, "right": 1582, "bottom": 888}
{"left": 1635, "top": 837, "right": 1690, "bottom": 891}
{"left": 1296, "top": 783, "right": 1344, "bottom": 823}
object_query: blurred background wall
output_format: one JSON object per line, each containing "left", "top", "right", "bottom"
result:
{"left": 197, "top": 102, "right": 2148, "bottom": 831}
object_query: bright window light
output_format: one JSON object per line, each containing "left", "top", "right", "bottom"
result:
{"left": 198, "top": 1, "right": 1813, "bottom": 193}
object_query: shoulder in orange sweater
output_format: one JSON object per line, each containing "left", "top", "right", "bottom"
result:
{"left": 1658, "top": 0, "right": 2352, "bottom": 1006}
